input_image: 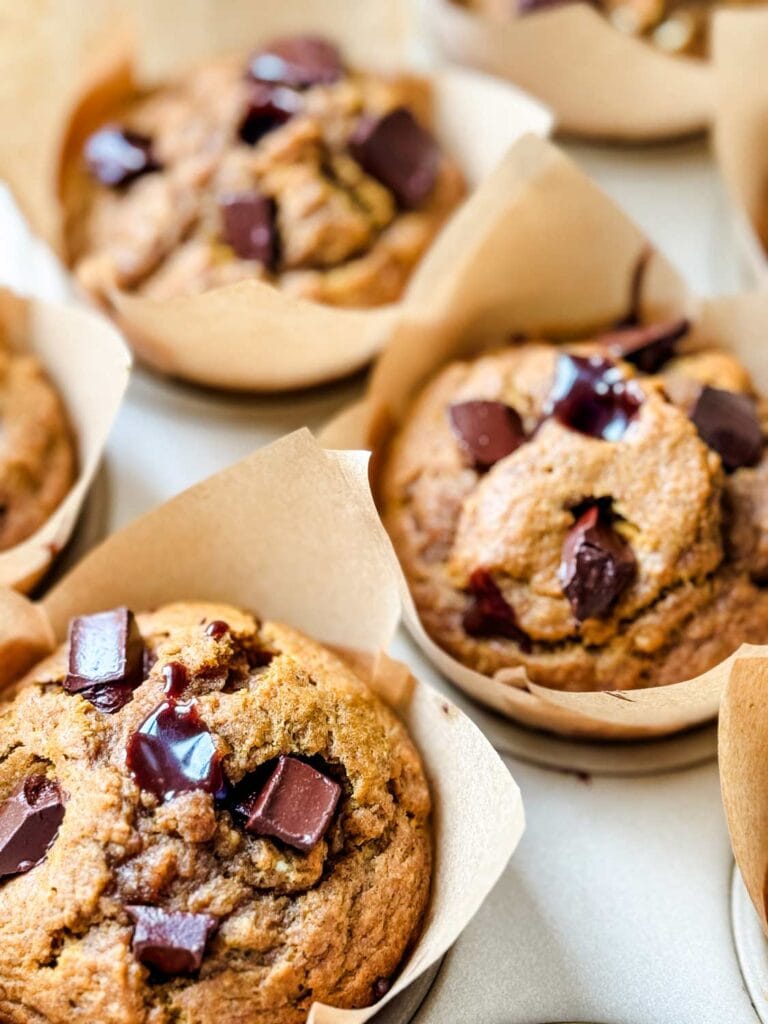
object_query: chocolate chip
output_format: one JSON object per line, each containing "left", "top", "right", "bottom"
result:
{"left": 126, "top": 906, "right": 217, "bottom": 975}
{"left": 372, "top": 977, "right": 392, "bottom": 1001}
{"left": 162, "top": 662, "right": 188, "bottom": 699}
{"left": 236, "top": 755, "right": 341, "bottom": 853}
{"left": 248, "top": 35, "right": 344, "bottom": 89}
{"left": 596, "top": 318, "right": 690, "bottom": 374}
{"left": 448, "top": 401, "right": 527, "bottom": 470}
{"left": 126, "top": 701, "right": 225, "bottom": 803}
{"left": 463, "top": 568, "right": 531, "bottom": 651}
{"left": 0, "top": 775, "right": 64, "bottom": 880}
{"left": 559, "top": 504, "right": 636, "bottom": 621}
{"left": 547, "top": 354, "right": 643, "bottom": 442}
{"left": 65, "top": 607, "right": 145, "bottom": 714}
{"left": 349, "top": 108, "right": 440, "bottom": 209}
{"left": 205, "top": 620, "right": 229, "bottom": 640}
{"left": 84, "top": 126, "right": 160, "bottom": 187}
{"left": 691, "top": 386, "right": 763, "bottom": 472}
{"left": 238, "top": 81, "right": 301, "bottom": 145}
{"left": 220, "top": 191, "right": 278, "bottom": 268}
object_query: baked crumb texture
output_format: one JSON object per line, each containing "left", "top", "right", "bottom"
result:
{"left": 0, "top": 333, "right": 75, "bottom": 552}
{"left": 0, "top": 602, "right": 431, "bottom": 1023}
{"left": 381, "top": 325, "right": 768, "bottom": 692}
{"left": 67, "top": 36, "right": 465, "bottom": 309}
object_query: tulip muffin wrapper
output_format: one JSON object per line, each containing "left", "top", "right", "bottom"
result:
{"left": 0, "top": 428, "right": 524, "bottom": 1022}
{"left": 0, "top": 286, "right": 129, "bottom": 593}
{"left": 719, "top": 649, "right": 768, "bottom": 941}
{"left": 321, "top": 133, "right": 768, "bottom": 740}
{"left": 423, "top": 0, "right": 713, "bottom": 142}
{"left": 0, "top": 0, "right": 550, "bottom": 393}
{"left": 712, "top": 9, "right": 768, "bottom": 289}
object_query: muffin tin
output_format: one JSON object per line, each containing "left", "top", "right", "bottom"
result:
{"left": 0, "top": 13, "right": 764, "bottom": 1024}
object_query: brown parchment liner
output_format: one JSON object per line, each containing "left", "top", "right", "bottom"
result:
{"left": 0, "top": 286, "right": 130, "bottom": 593}
{"left": 0, "top": 428, "right": 524, "bottom": 1021}
{"left": 0, "top": 0, "right": 551, "bottom": 393}
{"left": 321, "top": 133, "right": 768, "bottom": 740}
{"left": 718, "top": 650, "right": 768, "bottom": 935}
{"left": 424, "top": 0, "right": 714, "bottom": 141}
{"left": 712, "top": 9, "right": 768, "bottom": 287}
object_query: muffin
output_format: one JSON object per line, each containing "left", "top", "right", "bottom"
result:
{"left": 64, "top": 34, "right": 466, "bottom": 309}
{"left": 462, "top": 0, "right": 760, "bottom": 57}
{"left": 0, "top": 334, "right": 76, "bottom": 552}
{"left": 0, "top": 602, "right": 431, "bottom": 1022}
{"left": 380, "top": 320, "right": 768, "bottom": 692}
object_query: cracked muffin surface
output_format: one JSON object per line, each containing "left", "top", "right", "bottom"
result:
{"left": 0, "top": 335, "right": 76, "bottom": 552}
{"left": 64, "top": 36, "right": 465, "bottom": 309}
{"left": 0, "top": 602, "right": 431, "bottom": 1023}
{"left": 380, "top": 330, "right": 768, "bottom": 692}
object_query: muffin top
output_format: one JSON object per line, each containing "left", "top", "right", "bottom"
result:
{"left": 65, "top": 34, "right": 465, "bottom": 309}
{"left": 0, "top": 334, "right": 76, "bottom": 552}
{"left": 0, "top": 602, "right": 431, "bottom": 1023}
{"left": 381, "top": 321, "right": 768, "bottom": 691}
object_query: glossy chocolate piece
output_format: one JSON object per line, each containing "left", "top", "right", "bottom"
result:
{"left": 237, "top": 755, "right": 341, "bottom": 853}
{"left": 463, "top": 568, "right": 531, "bottom": 650}
{"left": 126, "top": 905, "right": 217, "bottom": 974}
{"left": 0, "top": 775, "right": 64, "bottom": 879}
{"left": 162, "top": 662, "right": 188, "bottom": 699}
{"left": 349, "top": 108, "right": 439, "bottom": 209}
{"left": 65, "top": 607, "right": 145, "bottom": 713}
{"left": 690, "top": 386, "right": 763, "bottom": 472}
{"left": 597, "top": 318, "right": 690, "bottom": 374}
{"left": 84, "top": 126, "right": 160, "bottom": 187}
{"left": 248, "top": 35, "right": 344, "bottom": 89}
{"left": 220, "top": 191, "right": 278, "bottom": 268}
{"left": 238, "top": 81, "right": 301, "bottom": 145}
{"left": 448, "top": 400, "right": 526, "bottom": 470}
{"left": 559, "top": 504, "right": 636, "bottom": 621}
{"left": 547, "top": 354, "right": 643, "bottom": 442}
{"left": 205, "top": 620, "right": 230, "bottom": 640}
{"left": 126, "top": 701, "right": 225, "bottom": 803}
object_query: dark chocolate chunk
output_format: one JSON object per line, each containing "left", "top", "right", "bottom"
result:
{"left": 448, "top": 400, "right": 526, "bottom": 470}
{"left": 596, "top": 318, "right": 689, "bottom": 374}
{"left": 126, "top": 701, "right": 225, "bottom": 803}
{"left": 162, "top": 662, "right": 188, "bottom": 699}
{"left": 349, "top": 108, "right": 440, "bottom": 209}
{"left": 690, "top": 385, "right": 763, "bottom": 472}
{"left": 84, "top": 126, "right": 160, "bottom": 187}
{"left": 463, "top": 568, "right": 531, "bottom": 650}
{"left": 248, "top": 35, "right": 344, "bottom": 89}
{"left": 0, "top": 775, "right": 65, "bottom": 879}
{"left": 559, "top": 504, "right": 636, "bottom": 621}
{"left": 238, "top": 81, "right": 301, "bottom": 145}
{"left": 220, "top": 191, "right": 278, "bottom": 268}
{"left": 126, "top": 905, "right": 217, "bottom": 975}
{"left": 205, "top": 620, "right": 229, "bottom": 640}
{"left": 372, "top": 977, "right": 392, "bottom": 1001}
{"left": 237, "top": 755, "right": 341, "bottom": 853}
{"left": 65, "top": 607, "right": 145, "bottom": 713}
{"left": 547, "top": 354, "right": 643, "bottom": 441}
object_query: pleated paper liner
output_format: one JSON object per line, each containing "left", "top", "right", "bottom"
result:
{"left": 423, "top": 0, "right": 713, "bottom": 141}
{"left": 0, "top": 428, "right": 524, "bottom": 1022}
{"left": 0, "top": 286, "right": 129, "bottom": 593}
{"left": 719, "top": 650, "right": 768, "bottom": 945}
{"left": 321, "top": 133, "right": 768, "bottom": 740}
{"left": 712, "top": 8, "right": 768, "bottom": 288}
{"left": 0, "top": 0, "right": 551, "bottom": 393}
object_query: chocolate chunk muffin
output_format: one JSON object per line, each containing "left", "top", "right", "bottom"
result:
{"left": 380, "top": 321, "right": 768, "bottom": 692}
{"left": 64, "top": 34, "right": 465, "bottom": 309}
{"left": 0, "top": 602, "right": 431, "bottom": 1022}
{"left": 0, "top": 337, "right": 76, "bottom": 552}
{"left": 462, "top": 0, "right": 760, "bottom": 57}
